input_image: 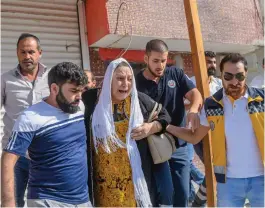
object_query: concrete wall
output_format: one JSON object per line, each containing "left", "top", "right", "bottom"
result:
{"left": 244, "top": 47, "right": 264, "bottom": 84}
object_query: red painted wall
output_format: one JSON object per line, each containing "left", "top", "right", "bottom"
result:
{"left": 98, "top": 48, "right": 174, "bottom": 64}
{"left": 85, "top": 0, "right": 109, "bottom": 45}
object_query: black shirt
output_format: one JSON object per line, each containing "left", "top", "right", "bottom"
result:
{"left": 135, "top": 66, "right": 195, "bottom": 146}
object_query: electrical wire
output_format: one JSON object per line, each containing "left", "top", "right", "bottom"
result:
{"left": 104, "top": 1, "right": 133, "bottom": 59}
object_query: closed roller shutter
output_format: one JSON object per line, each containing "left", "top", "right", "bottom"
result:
{"left": 1, "top": 0, "right": 83, "bottom": 145}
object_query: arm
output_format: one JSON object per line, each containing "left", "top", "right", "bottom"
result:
{"left": 185, "top": 88, "right": 203, "bottom": 113}
{"left": 131, "top": 92, "right": 171, "bottom": 140}
{"left": 166, "top": 124, "right": 209, "bottom": 144}
{"left": 1, "top": 113, "right": 35, "bottom": 206}
{"left": 185, "top": 88, "right": 203, "bottom": 131}
{"left": 167, "top": 104, "right": 210, "bottom": 144}
{"left": 177, "top": 70, "right": 203, "bottom": 131}
{"left": 131, "top": 121, "right": 162, "bottom": 140}
{"left": 153, "top": 104, "right": 171, "bottom": 133}
{"left": 1, "top": 152, "right": 19, "bottom": 207}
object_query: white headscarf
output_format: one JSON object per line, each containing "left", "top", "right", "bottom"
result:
{"left": 92, "top": 58, "right": 152, "bottom": 207}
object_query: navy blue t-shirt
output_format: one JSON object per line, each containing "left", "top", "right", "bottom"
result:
{"left": 136, "top": 66, "right": 195, "bottom": 146}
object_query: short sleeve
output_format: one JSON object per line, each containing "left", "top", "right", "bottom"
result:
{"left": 189, "top": 76, "right": 197, "bottom": 86}
{"left": 175, "top": 68, "right": 195, "bottom": 96}
{"left": 4, "top": 112, "right": 35, "bottom": 157}
{"left": 199, "top": 106, "right": 209, "bottom": 127}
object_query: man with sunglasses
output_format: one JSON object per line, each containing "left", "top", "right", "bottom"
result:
{"left": 167, "top": 53, "right": 264, "bottom": 207}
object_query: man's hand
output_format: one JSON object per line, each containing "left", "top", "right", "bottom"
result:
{"left": 186, "top": 110, "right": 200, "bottom": 133}
{"left": 184, "top": 88, "right": 203, "bottom": 132}
{"left": 131, "top": 123, "right": 154, "bottom": 140}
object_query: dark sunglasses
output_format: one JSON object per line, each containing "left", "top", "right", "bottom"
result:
{"left": 223, "top": 72, "right": 246, "bottom": 82}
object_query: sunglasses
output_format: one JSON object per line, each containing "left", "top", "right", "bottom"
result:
{"left": 223, "top": 72, "right": 246, "bottom": 82}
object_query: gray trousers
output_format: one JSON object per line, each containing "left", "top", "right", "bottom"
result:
{"left": 27, "top": 199, "right": 92, "bottom": 207}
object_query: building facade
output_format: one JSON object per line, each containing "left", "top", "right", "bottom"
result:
{"left": 1, "top": 0, "right": 264, "bottom": 141}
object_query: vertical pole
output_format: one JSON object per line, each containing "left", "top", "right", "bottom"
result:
{"left": 183, "top": 0, "right": 216, "bottom": 206}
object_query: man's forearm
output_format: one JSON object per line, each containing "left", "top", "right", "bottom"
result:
{"left": 166, "top": 125, "right": 202, "bottom": 144}
{"left": 189, "top": 89, "right": 203, "bottom": 112}
{"left": 1, "top": 153, "right": 18, "bottom": 207}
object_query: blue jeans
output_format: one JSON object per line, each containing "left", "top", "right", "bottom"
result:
{"left": 187, "top": 143, "right": 204, "bottom": 201}
{"left": 169, "top": 145, "right": 190, "bottom": 207}
{"left": 190, "top": 162, "right": 204, "bottom": 201}
{"left": 187, "top": 143, "right": 194, "bottom": 161}
{"left": 14, "top": 157, "right": 29, "bottom": 207}
{"left": 217, "top": 175, "right": 264, "bottom": 207}
{"left": 153, "top": 161, "right": 174, "bottom": 206}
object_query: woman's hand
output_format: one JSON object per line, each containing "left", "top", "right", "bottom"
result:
{"left": 131, "top": 121, "right": 162, "bottom": 140}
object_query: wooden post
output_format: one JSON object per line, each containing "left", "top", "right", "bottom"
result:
{"left": 183, "top": 0, "right": 216, "bottom": 206}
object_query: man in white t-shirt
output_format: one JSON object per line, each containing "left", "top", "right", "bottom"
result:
{"left": 189, "top": 51, "right": 222, "bottom": 95}
{"left": 250, "top": 58, "right": 264, "bottom": 88}
{"left": 167, "top": 53, "right": 264, "bottom": 207}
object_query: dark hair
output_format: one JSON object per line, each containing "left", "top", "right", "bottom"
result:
{"left": 205, "top": 51, "right": 216, "bottom": 58}
{"left": 48, "top": 62, "right": 88, "bottom": 88}
{"left": 220, "top": 53, "right": 248, "bottom": 72}
{"left": 17, "top": 33, "right": 41, "bottom": 50}
{"left": 84, "top": 70, "right": 96, "bottom": 81}
{"left": 146, "top": 39, "right": 168, "bottom": 55}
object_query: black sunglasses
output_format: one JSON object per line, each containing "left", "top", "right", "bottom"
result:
{"left": 223, "top": 72, "right": 246, "bottom": 82}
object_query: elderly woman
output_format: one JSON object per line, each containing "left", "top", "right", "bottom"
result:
{"left": 82, "top": 58, "right": 173, "bottom": 207}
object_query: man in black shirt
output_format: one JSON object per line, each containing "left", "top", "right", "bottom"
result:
{"left": 136, "top": 39, "right": 203, "bottom": 207}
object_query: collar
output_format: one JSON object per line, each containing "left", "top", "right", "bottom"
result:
{"left": 210, "top": 76, "right": 220, "bottom": 83}
{"left": 222, "top": 88, "right": 249, "bottom": 99}
{"left": 222, "top": 88, "right": 248, "bottom": 104}
{"left": 212, "top": 86, "right": 263, "bottom": 107}
{"left": 14, "top": 63, "right": 48, "bottom": 77}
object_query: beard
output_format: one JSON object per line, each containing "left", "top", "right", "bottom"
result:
{"left": 207, "top": 67, "right": 216, "bottom": 77}
{"left": 20, "top": 59, "right": 38, "bottom": 73}
{"left": 56, "top": 89, "right": 80, "bottom": 114}
{"left": 224, "top": 84, "right": 245, "bottom": 99}
{"left": 147, "top": 64, "right": 164, "bottom": 78}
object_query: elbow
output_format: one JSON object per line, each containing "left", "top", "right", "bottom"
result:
{"left": 190, "top": 135, "right": 203, "bottom": 145}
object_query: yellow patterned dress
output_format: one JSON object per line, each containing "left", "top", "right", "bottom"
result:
{"left": 93, "top": 96, "right": 136, "bottom": 207}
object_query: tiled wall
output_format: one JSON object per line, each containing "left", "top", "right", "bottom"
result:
{"left": 105, "top": 0, "right": 263, "bottom": 45}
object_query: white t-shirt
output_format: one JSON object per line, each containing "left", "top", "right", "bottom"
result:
{"left": 250, "top": 74, "right": 264, "bottom": 88}
{"left": 200, "top": 91, "right": 264, "bottom": 178}
{"left": 190, "top": 76, "right": 222, "bottom": 96}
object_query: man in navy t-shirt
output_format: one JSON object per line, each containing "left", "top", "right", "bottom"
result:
{"left": 136, "top": 39, "right": 203, "bottom": 207}
{"left": 1, "top": 62, "right": 91, "bottom": 207}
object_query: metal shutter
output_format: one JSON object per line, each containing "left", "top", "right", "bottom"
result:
{"left": 1, "top": 0, "right": 82, "bottom": 145}
{"left": 1, "top": 0, "right": 82, "bottom": 71}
